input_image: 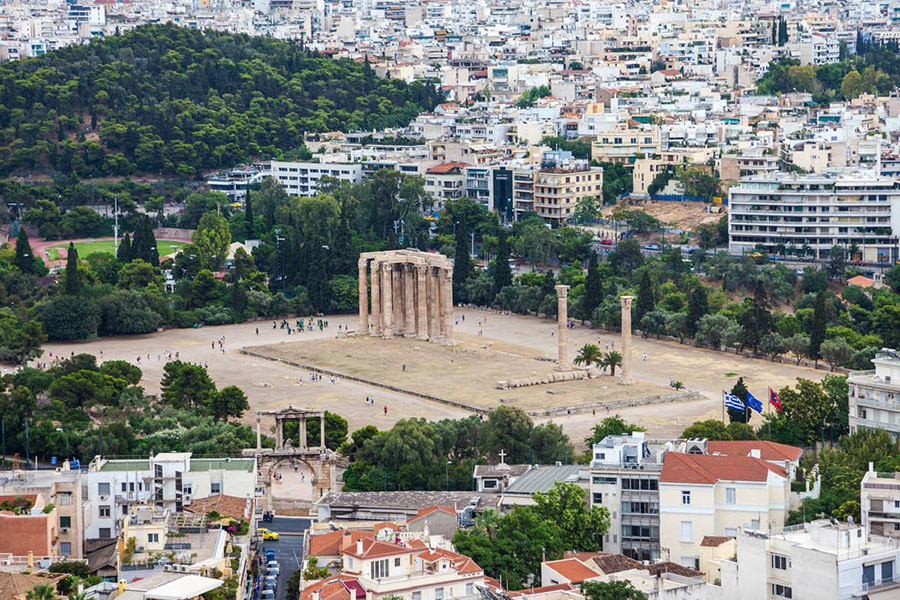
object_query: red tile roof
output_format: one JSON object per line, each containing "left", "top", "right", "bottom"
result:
{"left": 563, "top": 552, "right": 702, "bottom": 579}
{"left": 426, "top": 162, "right": 470, "bottom": 174}
{"left": 542, "top": 558, "right": 599, "bottom": 583}
{"left": 661, "top": 452, "right": 787, "bottom": 484}
{"left": 342, "top": 538, "right": 417, "bottom": 559}
{"left": 507, "top": 583, "right": 575, "bottom": 596}
{"left": 847, "top": 275, "right": 874, "bottom": 288}
{"left": 701, "top": 536, "right": 735, "bottom": 547}
{"left": 309, "top": 530, "right": 374, "bottom": 557}
{"left": 409, "top": 505, "right": 456, "bottom": 522}
{"left": 299, "top": 576, "right": 361, "bottom": 600}
{"left": 707, "top": 440, "right": 802, "bottom": 462}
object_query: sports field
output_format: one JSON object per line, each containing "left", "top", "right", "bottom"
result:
{"left": 45, "top": 240, "right": 185, "bottom": 260}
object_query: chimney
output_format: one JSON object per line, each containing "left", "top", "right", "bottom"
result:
{"left": 357, "top": 539, "right": 364, "bottom": 555}
{"left": 870, "top": 461, "right": 875, "bottom": 473}
{"left": 748, "top": 449, "right": 761, "bottom": 459}
{"left": 342, "top": 531, "right": 353, "bottom": 551}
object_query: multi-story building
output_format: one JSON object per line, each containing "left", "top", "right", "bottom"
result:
{"left": 728, "top": 171, "right": 900, "bottom": 262}
{"left": 513, "top": 166, "right": 536, "bottom": 219}
{"left": 861, "top": 469, "right": 900, "bottom": 541}
{"left": 425, "top": 162, "right": 468, "bottom": 211}
{"left": 588, "top": 432, "right": 663, "bottom": 561}
{"left": 849, "top": 349, "right": 900, "bottom": 440}
{"left": 591, "top": 126, "right": 660, "bottom": 165}
{"left": 206, "top": 166, "right": 265, "bottom": 204}
{"left": 533, "top": 153, "right": 603, "bottom": 224}
{"left": 0, "top": 468, "right": 89, "bottom": 559}
{"left": 722, "top": 519, "right": 900, "bottom": 600}
{"left": 264, "top": 160, "right": 364, "bottom": 197}
{"left": 85, "top": 453, "right": 256, "bottom": 540}
{"left": 659, "top": 451, "right": 790, "bottom": 572}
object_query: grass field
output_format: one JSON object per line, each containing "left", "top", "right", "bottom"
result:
{"left": 46, "top": 240, "right": 184, "bottom": 261}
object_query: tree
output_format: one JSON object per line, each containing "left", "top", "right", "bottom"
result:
{"left": 25, "top": 584, "right": 57, "bottom": 600}
{"left": 210, "top": 386, "right": 249, "bottom": 421}
{"left": 809, "top": 292, "right": 827, "bottom": 365}
{"left": 633, "top": 271, "right": 655, "bottom": 324}
{"left": 827, "top": 245, "right": 846, "bottom": 279}
{"left": 532, "top": 482, "right": 609, "bottom": 551}
{"left": 482, "top": 406, "right": 533, "bottom": 464}
{"left": 285, "top": 570, "right": 304, "bottom": 600}
{"left": 117, "top": 259, "right": 163, "bottom": 290}
{"left": 529, "top": 422, "right": 575, "bottom": 464}
{"left": 117, "top": 232, "right": 133, "bottom": 262}
{"left": 63, "top": 243, "right": 81, "bottom": 295}
{"left": 453, "top": 213, "right": 473, "bottom": 302}
{"left": 191, "top": 269, "right": 220, "bottom": 308}
{"left": 693, "top": 314, "right": 730, "bottom": 348}
{"left": 14, "top": 228, "right": 35, "bottom": 274}
{"left": 581, "top": 580, "right": 647, "bottom": 600}
{"left": 728, "top": 377, "right": 751, "bottom": 423}
{"left": 779, "top": 379, "right": 835, "bottom": 445}
{"left": 584, "top": 416, "right": 645, "bottom": 447}
{"left": 760, "top": 333, "right": 786, "bottom": 361}
{"left": 685, "top": 285, "right": 708, "bottom": 338}
{"left": 640, "top": 310, "right": 668, "bottom": 338}
{"left": 602, "top": 351, "right": 623, "bottom": 377}
{"left": 302, "top": 557, "right": 329, "bottom": 581}
{"left": 821, "top": 338, "right": 853, "bottom": 371}
{"left": 739, "top": 278, "right": 773, "bottom": 354}
{"left": 193, "top": 212, "right": 231, "bottom": 271}
{"left": 160, "top": 361, "right": 218, "bottom": 411}
{"left": 574, "top": 343, "right": 603, "bottom": 368}
{"left": 681, "top": 419, "right": 732, "bottom": 441}
{"left": 491, "top": 230, "right": 513, "bottom": 297}
{"left": 39, "top": 295, "right": 99, "bottom": 340}
{"left": 573, "top": 196, "right": 601, "bottom": 223}
{"left": 581, "top": 252, "right": 604, "bottom": 321}
{"left": 841, "top": 70, "right": 864, "bottom": 99}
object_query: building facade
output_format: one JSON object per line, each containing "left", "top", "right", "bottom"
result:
{"left": 265, "top": 160, "right": 364, "bottom": 197}
{"left": 849, "top": 349, "right": 900, "bottom": 440}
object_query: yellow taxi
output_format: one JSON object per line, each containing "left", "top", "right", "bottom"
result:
{"left": 257, "top": 528, "right": 280, "bottom": 540}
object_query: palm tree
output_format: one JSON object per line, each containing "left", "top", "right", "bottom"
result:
{"left": 573, "top": 343, "right": 603, "bottom": 368}
{"left": 69, "top": 592, "right": 88, "bottom": 600}
{"left": 602, "top": 351, "right": 623, "bottom": 377}
{"left": 26, "top": 584, "right": 57, "bottom": 600}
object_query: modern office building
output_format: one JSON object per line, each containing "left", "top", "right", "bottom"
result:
{"left": 849, "top": 349, "right": 900, "bottom": 440}
{"left": 728, "top": 171, "right": 900, "bottom": 262}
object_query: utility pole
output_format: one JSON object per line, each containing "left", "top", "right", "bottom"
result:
{"left": 113, "top": 194, "right": 119, "bottom": 252}
{"left": 470, "top": 232, "right": 475, "bottom": 258}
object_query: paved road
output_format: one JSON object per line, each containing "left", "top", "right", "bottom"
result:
{"left": 260, "top": 517, "right": 310, "bottom": 600}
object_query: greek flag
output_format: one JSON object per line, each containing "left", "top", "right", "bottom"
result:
{"left": 746, "top": 391, "right": 763, "bottom": 414}
{"left": 724, "top": 391, "right": 745, "bottom": 411}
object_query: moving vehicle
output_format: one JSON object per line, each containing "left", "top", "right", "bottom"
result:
{"left": 257, "top": 528, "right": 280, "bottom": 541}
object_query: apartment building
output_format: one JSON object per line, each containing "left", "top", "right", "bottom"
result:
{"left": 728, "top": 171, "right": 900, "bottom": 262}
{"left": 425, "top": 162, "right": 469, "bottom": 211}
{"left": 0, "top": 469, "right": 89, "bottom": 559}
{"left": 513, "top": 167, "right": 536, "bottom": 219}
{"left": 265, "top": 160, "right": 364, "bottom": 197}
{"left": 861, "top": 469, "right": 900, "bottom": 541}
{"left": 723, "top": 519, "right": 900, "bottom": 600}
{"left": 849, "top": 349, "right": 900, "bottom": 440}
{"left": 588, "top": 432, "right": 663, "bottom": 561}
{"left": 591, "top": 126, "right": 660, "bottom": 165}
{"left": 533, "top": 154, "right": 603, "bottom": 224}
{"left": 206, "top": 166, "right": 265, "bottom": 203}
{"left": 85, "top": 453, "right": 256, "bottom": 540}
{"left": 0, "top": 491, "right": 60, "bottom": 560}
{"left": 659, "top": 451, "right": 790, "bottom": 572}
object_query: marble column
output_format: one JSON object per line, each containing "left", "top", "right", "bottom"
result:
{"left": 319, "top": 415, "right": 326, "bottom": 450}
{"left": 441, "top": 268, "right": 453, "bottom": 341}
{"left": 556, "top": 285, "right": 570, "bottom": 370}
{"left": 428, "top": 268, "right": 440, "bottom": 340}
{"left": 358, "top": 259, "right": 368, "bottom": 334}
{"left": 256, "top": 414, "right": 262, "bottom": 451}
{"left": 300, "top": 416, "right": 307, "bottom": 450}
{"left": 392, "top": 263, "right": 403, "bottom": 334}
{"left": 275, "top": 417, "right": 283, "bottom": 450}
{"left": 370, "top": 261, "right": 382, "bottom": 336}
{"left": 382, "top": 263, "right": 394, "bottom": 338}
{"left": 416, "top": 264, "right": 429, "bottom": 340}
{"left": 404, "top": 265, "right": 416, "bottom": 337}
{"left": 620, "top": 295, "right": 635, "bottom": 385}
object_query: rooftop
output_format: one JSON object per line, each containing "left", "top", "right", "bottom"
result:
{"left": 660, "top": 451, "right": 787, "bottom": 484}
{"left": 504, "top": 465, "right": 584, "bottom": 495}
{"left": 319, "top": 491, "right": 480, "bottom": 511}
{"left": 707, "top": 440, "right": 802, "bottom": 462}
{"left": 542, "top": 558, "right": 599, "bottom": 583}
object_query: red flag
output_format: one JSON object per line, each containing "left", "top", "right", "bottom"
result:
{"left": 769, "top": 387, "right": 783, "bottom": 413}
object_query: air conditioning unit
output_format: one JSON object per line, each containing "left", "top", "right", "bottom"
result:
{"left": 60, "top": 528, "right": 69, "bottom": 534}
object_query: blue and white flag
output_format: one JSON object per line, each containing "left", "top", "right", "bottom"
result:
{"left": 723, "top": 391, "right": 745, "bottom": 412}
{"left": 746, "top": 391, "right": 763, "bottom": 414}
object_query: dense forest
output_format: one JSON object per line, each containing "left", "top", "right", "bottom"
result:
{"left": 0, "top": 24, "right": 442, "bottom": 177}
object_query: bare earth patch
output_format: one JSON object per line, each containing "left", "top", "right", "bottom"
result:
{"left": 247, "top": 333, "right": 669, "bottom": 413}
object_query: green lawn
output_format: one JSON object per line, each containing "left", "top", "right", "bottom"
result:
{"left": 46, "top": 240, "right": 184, "bottom": 261}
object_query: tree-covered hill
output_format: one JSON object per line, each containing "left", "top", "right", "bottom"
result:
{"left": 0, "top": 24, "right": 441, "bottom": 178}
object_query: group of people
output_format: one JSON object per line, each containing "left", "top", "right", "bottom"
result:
{"left": 211, "top": 335, "right": 227, "bottom": 354}
{"left": 273, "top": 317, "right": 330, "bottom": 335}
{"left": 300, "top": 372, "right": 339, "bottom": 385}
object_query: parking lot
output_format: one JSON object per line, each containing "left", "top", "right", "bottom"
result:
{"left": 259, "top": 517, "right": 310, "bottom": 600}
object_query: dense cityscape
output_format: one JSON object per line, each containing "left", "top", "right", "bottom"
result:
{"left": 2, "top": 0, "right": 900, "bottom": 599}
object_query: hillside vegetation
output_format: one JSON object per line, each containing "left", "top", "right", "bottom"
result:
{"left": 0, "top": 24, "right": 441, "bottom": 178}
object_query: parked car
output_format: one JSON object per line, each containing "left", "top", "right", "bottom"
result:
{"left": 264, "top": 575, "right": 278, "bottom": 590}
{"left": 261, "top": 590, "right": 275, "bottom": 600}
{"left": 267, "top": 561, "right": 280, "bottom": 575}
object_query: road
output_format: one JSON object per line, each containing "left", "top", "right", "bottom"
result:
{"left": 259, "top": 517, "right": 310, "bottom": 600}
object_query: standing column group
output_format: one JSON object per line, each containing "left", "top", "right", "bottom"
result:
{"left": 359, "top": 256, "right": 453, "bottom": 343}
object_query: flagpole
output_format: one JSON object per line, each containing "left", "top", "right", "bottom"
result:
{"left": 722, "top": 391, "right": 725, "bottom": 423}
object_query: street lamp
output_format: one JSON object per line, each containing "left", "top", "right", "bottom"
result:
{"left": 445, "top": 460, "right": 452, "bottom": 491}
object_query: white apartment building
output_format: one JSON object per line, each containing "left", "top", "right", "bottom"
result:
{"left": 849, "top": 349, "right": 900, "bottom": 440}
{"left": 728, "top": 171, "right": 900, "bottom": 262}
{"left": 588, "top": 432, "right": 663, "bottom": 561}
{"left": 265, "top": 160, "right": 363, "bottom": 197}
{"left": 206, "top": 166, "right": 265, "bottom": 203}
{"left": 84, "top": 453, "right": 256, "bottom": 540}
{"left": 722, "top": 519, "right": 900, "bottom": 600}
{"left": 861, "top": 469, "right": 900, "bottom": 541}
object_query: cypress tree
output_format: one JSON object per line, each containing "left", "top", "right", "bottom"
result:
{"left": 809, "top": 291, "right": 827, "bottom": 365}
{"left": 244, "top": 187, "right": 254, "bottom": 239}
{"left": 64, "top": 242, "right": 81, "bottom": 295}
{"left": 117, "top": 233, "right": 133, "bottom": 263}
{"left": 581, "top": 252, "right": 604, "bottom": 321}
{"left": 633, "top": 270, "right": 655, "bottom": 324}
{"left": 452, "top": 213, "right": 473, "bottom": 302}
{"left": 685, "top": 284, "right": 709, "bottom": 338}
{"left": 727, "top": 377, "right": 751, "bottom": 423}
{"left": 492, "top": 230, "right": 513, "bottom": 297}
{"left": 14, "top": 228, "right": 35, "bottom": 274}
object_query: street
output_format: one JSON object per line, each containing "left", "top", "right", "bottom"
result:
{"left": 259, "top": 516, "right": 310, "bottom": 600}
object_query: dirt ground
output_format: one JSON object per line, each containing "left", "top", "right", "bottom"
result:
{"left": 37, "top": 308, "right": 824, "bottom": 448}
{"left": 249, "top": 333, "right": 668, "bottom": 412}
{"left": 600, "top": 199, "right": 726, "bottom": 231}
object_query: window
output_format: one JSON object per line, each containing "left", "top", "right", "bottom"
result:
{"left": 863, "top": 564, "right": 875, "bottom": 586}
{"left": 726, "top": 488, "right": 736, "bottom": 504}
{"left": 771, "top": 584, "right": 792, "bottom": 598}
{"left": 436, "top": 588, "right": 444, "bottom": 600}
{"left": 771, "top": 554, "right": 789, "bottom": 570}
{"left": 370, "top": 559, "right": 389, "bottom": 579}
{"left": 58, "top": 493, "right": 72, "bottom": 506}
{"left": 394, "top": 558, "right": 401, "bottom": 567}
{"left": 882, "top": 561, "right": 894, "bottom": 583}
{"left": 724, "top": 528, "right": 738, "bottom": 537}
{"left": 593, "top": 493, "right": 603, "bottom": 504}
{"left": 99, "top": 528, "right": 111, "bottom": 539}
{"left": 60, "top": 516, "right": 71, "bottom": 529}
{"left": 122, "top": 505, "right": 129, "bottom": 515}
{"left": 60, "top": 542, "right": 72, "bottom": 555}
{"left": 148, "top": 533, "right": 159, "bottom": 543}
{"left": 184, "top": 483, "right": 192, "bottom": 495}
{"left": 680, "top": 521, "right": 693, "bottom": 542}
{"left": 682, "top": 491, "right": 691, "bottom": 505}
{"left": 211, "top": 483, "right": 222, "bottom": 494}
{"left": 121, "top": 483, "right": 127, "bottom": 492}
{"left": 751, "top": 519, "right": 760, "bottom": 530}
{"left": 466, "top": 584, "right": 474, "bottom": 596}
{"left": 412, "top": 593, "right": 421, "bottom": 600}
{"left": 98, "top": 483, "right": 110, "bottom": 496}
{"left": 680, "top": 556, "right": 699, "bottom": 569}
{"left": 99, "top": 505, "right": 111, "bottom": 518}
{"left": 483, "top": 480, "right": 497, "bottom": 489}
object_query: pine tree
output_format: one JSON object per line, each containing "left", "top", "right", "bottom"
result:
{"left": 306, "top": 239, "right": 330, "bottom": 313}
{"left": 739, "top": 278, "right": 773, "bottom": 354}
{"left": 491, "top": 230, "right": 513, "bottom": 296}
{"left": 244, "top": 187, "right": 254, "bottom": 239}
{"left": 14, "top": 228, "right": 35, "bottom": 274}
{"left": 117, "top": 233, "right": 133, "bottom": 263}
{"left": 452, "top": 214, "right": 473, "bottom": 302}
{"left": 633, "top": 270, "right": 655, "bottom": 324}
{"left": 685, "top": 285, "right": 709, "bottom": 338}
{"left": 727, "top": 377, "right": 751, "bottom": 423}
{"left": 63, "top": 242, "right": 81, "bottom": 295}
{"left": 809, "top": 291, "right": 827, "bottom": 365}
{"left": 581, "top": 252, "right": 604, "bottom": 321}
